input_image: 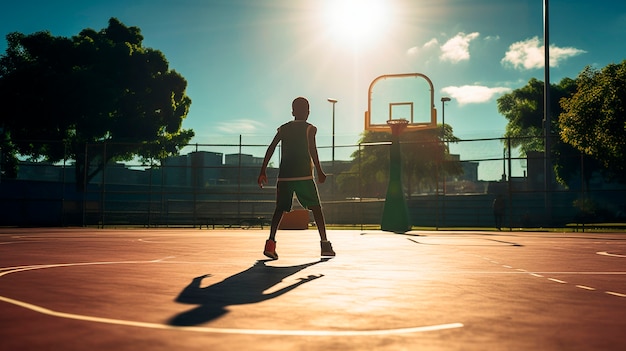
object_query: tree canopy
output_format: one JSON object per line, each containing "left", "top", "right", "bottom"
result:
{"left": 497, "top": 77, "right": 577, "bottom": 155}
{"left": 559, "top": 61, "right": 626, "bottom": 182}
{"left": 336, "top": 125, "right": 462, "bottom": 197}
{"left": 498, "top": 61, "right": 626, "bottom": 187}
{"left": 0, "top": 18, "right": 194, "bottom": 188}
{"left": 496, "top": 76, "right": 601, "bottom": 187}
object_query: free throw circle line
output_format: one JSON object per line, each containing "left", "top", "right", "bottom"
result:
{"left": 0, "top": 295, "right": 462, "bottom": 336}
{"left": 0, "top": 260, "right": 463, "bottom": 336}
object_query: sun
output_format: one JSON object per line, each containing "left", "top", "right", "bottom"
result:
{"left": 322, "top": 0, "right": 391, "bottom": 49}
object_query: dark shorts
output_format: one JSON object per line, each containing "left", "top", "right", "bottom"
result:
{"left": 276, "top": 179, "right": 321, "bottom": 212}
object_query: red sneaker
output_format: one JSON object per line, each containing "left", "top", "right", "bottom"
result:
{"left": 263, "top": 239, "right": 278, "bottom": 260}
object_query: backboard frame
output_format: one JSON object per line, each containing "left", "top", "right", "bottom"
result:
{"left": 365, "top": 73, "right": 437, "bottom": 132}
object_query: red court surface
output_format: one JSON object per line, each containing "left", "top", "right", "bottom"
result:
{"left": 1, "top": 227, "right": 625, "bottom": 350}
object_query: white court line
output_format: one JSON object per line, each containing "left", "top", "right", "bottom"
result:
{"left": 0, "top": 259, "right": 463, "bottom": 336}
{"left": 472, "top": 253, "right": 626, "bottom": 298}
{"left": 0, "top": 259, "right": 172, "bottom": 277}
{"left": 0, "top": 240, "right": 46, "bottom": 245}
{"left": 576, "top": 285, "right": 596, "bottom": 291}
{"left": 526, "top": 272, "right": 626, "bottom": 275}
{"left": 0, "top": 294, "right": 463, "bottom": 335}
{"left": 597, "top": 251, "right": 626, "bottom": 258}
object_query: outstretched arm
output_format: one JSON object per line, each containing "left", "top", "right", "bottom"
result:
{"left": 263, "top": 274, "right": 324, "bottom": 300}
{"left": 308, "top": 126, "right": 326, "bottom": 183}
{"left": 258, "top": 133, "right": 281, "bottom": 188}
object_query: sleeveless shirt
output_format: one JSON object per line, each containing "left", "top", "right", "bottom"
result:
{"left": 277, "top": 120, "right": 314, "bottom": 181}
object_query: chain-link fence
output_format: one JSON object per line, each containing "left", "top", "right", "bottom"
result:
{"left": 1, "top": 136, "right": 625, "bottom": 229}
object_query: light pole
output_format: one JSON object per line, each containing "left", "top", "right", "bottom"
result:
{"left": 327, "top": 98, "right": 338, "bottom": 198}
{"left": 327, "top": 98, "right": 338, "bottom": 169}
{"left": 544, "top": 0, "right": 553, "bottom": 224}
{"left": 441, "top": 97, "right": 451, "bottom": 141}
{"left": 440, "top": 97, "right": 451, "bottom": 194}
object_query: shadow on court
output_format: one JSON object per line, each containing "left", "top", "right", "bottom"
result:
{"left": 169, "top": 258, "right": 331, "bottom": 326}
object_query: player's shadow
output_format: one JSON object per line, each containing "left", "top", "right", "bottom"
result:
{"left": 168, "top": 258, "right": 330, "bottom": 326}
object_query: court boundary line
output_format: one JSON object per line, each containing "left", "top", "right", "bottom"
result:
{"left": 0, "top": 259, "right": 463, "bottom": 336}
{"left": 0, "top": 294, "right": 463, "bottom": 336}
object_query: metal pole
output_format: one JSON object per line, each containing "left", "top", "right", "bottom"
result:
{"left": 328, "top": 98, "right": 338, "bottom": 198}
{"left": 83, "top": 143, "right": 88, "bottom": 226}
{"left": 503, "top": 147, "right": 506, "bottom": 181}
{"left": 238, "top": 134, "right": 242, "bottom": 219}
{"left": 358, "top": 142, "right": 363, "bottom": 231}
{"left": 544, "top": 0, "right": 552, "bottom": 224}
{"left": 332, "top": 103, "right": 335, "bottom": 166}
{"left": 442, "top": 100, "right": 445, "bottom": 195}
{"left": 507, "top": 137, "right": 512, "bottom": 230}
{"left": 327, "top": 98, "right": 337, "bottom": 169}
{"left": 101, "top": 142, "right": 106, "bottom": 228}
{"left": 440, "top": 97, "right": 450, "bottom": 195}
{"left": 440, "top": 97, "right": 450, "bottom": 229}
{"left": 0, "top": 127, "right": 3, "bottom": 185}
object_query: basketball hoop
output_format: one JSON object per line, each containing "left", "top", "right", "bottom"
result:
{"left": 365, "top": 73, "right": 441, "bottom": 233}
{"left": 386, "top": 119, "right": 409, "bottom": 136}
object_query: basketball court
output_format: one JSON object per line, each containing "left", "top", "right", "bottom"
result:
{"left": 0, "top": 71, "right": 622, "bottom": 350}
{"left": 1, "top": 227, "right": 625, "bottom": 350}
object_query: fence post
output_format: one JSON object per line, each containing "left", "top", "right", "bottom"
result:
{"left": 101, "top": 142, "right": 107, "bottom": 228}
{"left": 507, "top": 136, "right": 512, "bottom": 230}
{"left": 82, "top": 143, "right": 88, "bottom": 226}
{"left": 358, "top": 143, "right": 363, "bottom": 230}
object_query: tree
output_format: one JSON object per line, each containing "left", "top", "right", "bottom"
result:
{"left": 559, "top": 61, "right": 626, "bottom": 182}
{"left": 0, "top": 18, "right": 194, "bottom": 189}
{"left": 496, "top": 77, "right": 600, "bottom": 187}
{"left": 336, "top": 125, "right": 462, "bottom": 197}
{"left": 497, "top": 77, "right": 577, "bottom": 154}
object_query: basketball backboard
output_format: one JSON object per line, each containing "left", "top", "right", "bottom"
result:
{"left": 365, "top": 73, "right": 437, "bottom": 132}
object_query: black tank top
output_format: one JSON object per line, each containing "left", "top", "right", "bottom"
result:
{"left": 277, "top": 120, "right": 314, "bottom": 180}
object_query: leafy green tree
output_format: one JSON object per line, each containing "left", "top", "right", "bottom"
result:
{"left": 497, "top": 77, "right": 576, "bottom": 154}
{"left": 337, "top": 125, "right": 461, "bottom": 197}
{"left": 496, "top": 77, "right": 599, "bottom": 187}
{"left": 559, "top": 61, "right": 626, "bottom": 182}
{"left": 0, "top": 18, "right": 194, "bottom": 189}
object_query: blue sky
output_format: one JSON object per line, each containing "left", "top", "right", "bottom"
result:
{"left": 2, "top": 0, "right": 625, "bottom": 178}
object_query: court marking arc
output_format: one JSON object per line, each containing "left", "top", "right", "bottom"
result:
{"left": 0, "top": 259, "right": 464, "bottom": 336}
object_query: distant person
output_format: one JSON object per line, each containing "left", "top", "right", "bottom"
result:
{"left": 257, "top": 97, "right": 336, "bottom": 260}
{"left": 493, "top": 194, "right": 505, "bottom": 230}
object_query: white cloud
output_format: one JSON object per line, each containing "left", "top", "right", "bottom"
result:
{"left": 406, "top": 38, "right": 438, "bottom": 56}
{"left": 441, "top": 85, "right": 512, "bottom": 105}
{"left": 440, "top": 32, "right": 480, "bottom": 63}
{"left": 550, "top": 45, "right": 587, "bottom": 66}
{"left": 501, "top": 36, "right": 586, "bottom": 70}
{"left": 216, "top": 119, "right": 265, "bottom": 134}
{"left": 423, "top": 38, "right": 439, "bottom": 49}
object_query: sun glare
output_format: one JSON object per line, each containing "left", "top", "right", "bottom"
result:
{"left": 323, "top": 0, "right": 390, "bottom": 48}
